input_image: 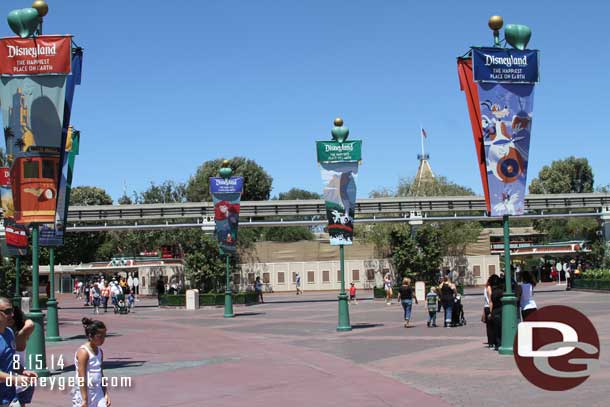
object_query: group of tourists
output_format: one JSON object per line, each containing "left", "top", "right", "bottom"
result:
{"left": 482, "top": 269, "right": 538, "bottom": 351}
{"left": 385, "top": 273, "right": 465, "bottom": 328}
{"left": 75, "top": 276, "right": 135, "bottom": 315}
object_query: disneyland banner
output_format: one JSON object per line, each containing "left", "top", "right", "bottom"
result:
{"left": 0, "top": 35, "right": 72, "bottom": 75}
{"left": 472, "top": 47, "right": 538, "bottom": 217}
{"left": 472, "top": 47, "right": 539, "bottom": 84}
{"left": 210, "top": 177, "right": 243, "bottom": 253}
{"left": 0, "top": 36, "right": 71, "bottom": 225}
{"left": 0, "top": 167, "right": 28, "bottom": 256}
{"left": 319, "top": 162, "right": 358, "bottom": 245}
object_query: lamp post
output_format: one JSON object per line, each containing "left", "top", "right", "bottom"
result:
{"left": 45, "top": 247, "right": 61, "bottom": 341}
{"left": 498, "top": 214, "right": 518, "bottom": 355}
{"left": 219, "top": 161, "right": 235, "bottom": 318}
{"left": 25, "top": 224, "right": 50, "bottom": 376}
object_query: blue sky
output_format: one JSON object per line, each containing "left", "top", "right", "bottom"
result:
{"left": 1, "top": 0, "right": 608, "bottom": 201}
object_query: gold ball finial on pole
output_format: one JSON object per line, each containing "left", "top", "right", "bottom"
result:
{"left": 488, "top": 15, "right": 503, "bottom": 31}
{"left": 221, "top": 159, "right": 230, "bottom": 167}
{"left": 334, "top": 117, "right": 343, "bottom": 127}
{"left": 32, "top": 0, "right": 49, "bottom": 17}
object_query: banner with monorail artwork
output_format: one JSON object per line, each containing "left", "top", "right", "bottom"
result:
{"left": 210, "top": 177, "right": 243, "bottom": 253}
{"left": 467, "top": 47, "right": 538, "bottom": 216}
{"left": 0, "top": 35, "right": 71, "bottom": 225}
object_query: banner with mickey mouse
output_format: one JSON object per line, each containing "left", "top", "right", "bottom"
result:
{"left": 470, "top": 47, "right": 539, "bottom": 216}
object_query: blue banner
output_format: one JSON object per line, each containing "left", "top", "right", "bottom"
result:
{"left": 210, "top": 177, "right": 243, "bottom": 253}
{"left": 472, "top": 47, "right": 539, "bottom": 84}
{"left": 478, "top": 82, "right": 534, "bottom": 216}
{"left": 210, "top": 177, "right": 243, "bottom": 194}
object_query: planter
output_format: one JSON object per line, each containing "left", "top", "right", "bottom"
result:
{"left": 572, "top": 279, "right": 610, "bottom": 291}
{"left": 159, "top": 292, "right": 259, "bottom": 307}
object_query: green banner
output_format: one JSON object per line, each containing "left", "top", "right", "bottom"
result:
{"left": 316, "top": 140, "right": 362, "bottom": 163}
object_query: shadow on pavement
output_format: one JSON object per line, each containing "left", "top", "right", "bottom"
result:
{"left": 264, "top": 298, "right": 373, "bottom": 305}
{"left": 351, "top": 323, "right": 384, "bottom": 330}
{"left": 234, "top": 312, "right": 266, "bottom": 317}
{"left": 61, "top": 359, "right": 146, "bottom": 373}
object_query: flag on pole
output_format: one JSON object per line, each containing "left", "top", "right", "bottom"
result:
{"left": 421, "top": 128, "right": 427, "bottom": 138}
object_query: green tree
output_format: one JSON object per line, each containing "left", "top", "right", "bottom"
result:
{"left": 183, "top": 234, "right": 226, "bottom": 291}
{"left": 136, "top": 181, "right": 186, "bottom": 204}
{"left": 276, "top": 188, "right": 321, "bottom": 200}
{"left": 186, "top": 157, "right": 273, "bottom": 202}
{"left": 261, "top": 188, "right": 320, "bottom": 242}
{"left": 397, "top": 176, "right": 475, "bottom": 197}
{"left": 529, "top": 157, "right": 594, "bottom": 194}
{"left": 70, "top": 186, "right": 113, "bottom": 206}
{"left": 55, "top": 186, "right": 113, "bottom": 264}
{"left": 389, "top": 224, "right": 443, "bottom": 284}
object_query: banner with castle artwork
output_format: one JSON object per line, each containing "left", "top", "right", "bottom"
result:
{"left": 319, "top": 162, "right": 358, "bottom": 245}
{"left": 210, "top": 177, "right": 243, "bottom": 253}
{"left": 0, "top": 35, "right": 71, "bottom": 225}
{"left": 471, "top": 47, "right": 538, "bottom": 216}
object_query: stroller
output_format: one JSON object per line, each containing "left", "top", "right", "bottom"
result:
{"left": 114, "top": 293, "right": 129, "bottom": 314}
{"left": 451, "top": 294, "right": 466, "bottom": 326}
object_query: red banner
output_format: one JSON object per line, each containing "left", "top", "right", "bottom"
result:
{"left": 457, "top": 57, "right": 491, "bottom": 213}
{"left": 0, "top": 35, "right": 71, "bottom": 75}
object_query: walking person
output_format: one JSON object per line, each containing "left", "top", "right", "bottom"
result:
{"left": 384, "top": 273, "right": 393, "bottom": 305}
{"left": 84, "top": 282, "right": 91, "bottom": 306}
{"left": 565, "top": 268, "right": 571, "bottom": 290}
{"left": 295, "top": 273, "right": 302, "bottom": 295}
{"left": 520, "top": 270, "right": 538, "bottom": 320}
{"left": 488, "top": 275, "right": 504, "bottom": 351}
{"left": 255, "top": 276, "right": 264, "bottom": 304}
{"left": 439, "top": 276, "right": 456, "bottom": 327}
{"left": 397, "top": 278, "right": 418, "bottom": 327}
{"left": 101, "top": 282, "right": 111, "bottom": 313}
{"left": 483, "top": 275, "right": 495, "bottom": 348}
{"left": 426, "top": 287, "right": 439, "bottom": 327}
{"left": 91, "top": 283, "right": 101, "bottom": 315}
{"left": 349, "top": 282, "right": 357, "bottom": 304}
{"left": 72, "top": 318, "right": 111, "bottom": 407}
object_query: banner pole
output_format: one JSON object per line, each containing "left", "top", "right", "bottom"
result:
{"left": 499, "top": 215, "right": 518, "bottom": 355}
{"left": 223, "top": 253, "right": 234, "bottom": 318}
{"left": 25, "top": 224, "right": 50, "bottom": 376}
{"left": 46, "top": 247, "right": 61, "bottom": 341}
{"left": 337, "top": 244, "right": 351, "bottom": 331}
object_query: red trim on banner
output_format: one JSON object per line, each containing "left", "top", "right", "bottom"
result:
{"left": 0, "top": 35, "right": 71, "bottom": 75}
{"left": 457, "top": 58, "right": 490, "bottom": 213}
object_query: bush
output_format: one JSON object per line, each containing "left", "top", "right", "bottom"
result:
{"left": 581, "top": 269, "right": 610, "bottom": 280}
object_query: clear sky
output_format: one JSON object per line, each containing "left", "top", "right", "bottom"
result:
{"left": 1, "top": 0, "right": 608, "bottom": 201}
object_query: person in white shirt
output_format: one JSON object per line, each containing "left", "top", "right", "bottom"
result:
{"left": 519, "top": 270, "right": 538, "bottom": 320}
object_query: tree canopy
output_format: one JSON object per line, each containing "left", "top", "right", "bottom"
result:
{"left": 186, "top": 157, "right": 273, "bottom": 202}
{"left": 529, "top": 157, "right": 594, "bottom": 194}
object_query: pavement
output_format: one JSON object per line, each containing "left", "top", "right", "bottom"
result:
{"left": 30, "top": 283, "right": 609, "bottom": 407}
